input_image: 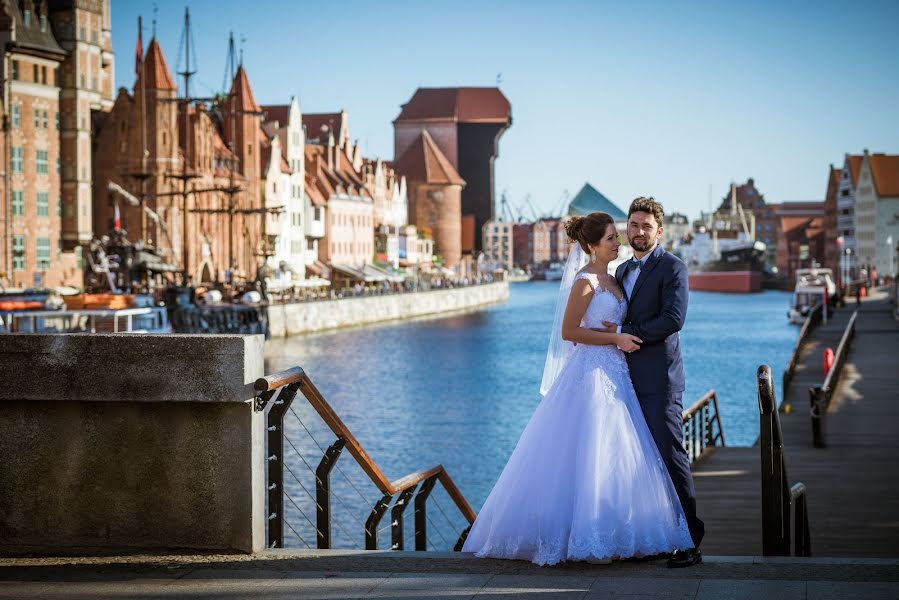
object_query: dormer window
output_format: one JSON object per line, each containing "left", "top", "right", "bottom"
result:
{"left": 23, "top": 10, "right": 31, "bottom": 27}
{"left": 40, "top": 15, "right": 47, "bottom": 32}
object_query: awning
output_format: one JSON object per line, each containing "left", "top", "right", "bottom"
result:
{"left": 330, "top": 263, "right": 385, "bottom": 283}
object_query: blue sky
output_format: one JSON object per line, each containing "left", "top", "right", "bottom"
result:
{"left": 111, "top": 0, "right": 899, "bottom": 220}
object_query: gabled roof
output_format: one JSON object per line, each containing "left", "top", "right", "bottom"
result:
{"left": 228, "top": 66, "right": 261, "bottom": 113}
{"left": 567, "top": 183, "right": 626, "bottom": 220}
{"left": 261, "top": 105, "right": 290, "bottom": 127}
{"left": 394, "top": 88, "right": 511, "bottom": 124}
{"left": 303, "top": 112, "right": 345, "bottom": 143}
{"left": 137, "top": 38, "right": 177, "bottom": 91}
{"left": 845, "top": 155, "right": 863, "bottom": 186}
{"left": 394, "top": 130, "right": 465, "bottom": 186}
{"left": 868, "top": 154, "right": 899, "bottom": 197}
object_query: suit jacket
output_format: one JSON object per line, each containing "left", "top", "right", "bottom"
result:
{"left": 615, "top": 244, "right": 688, "bottom": 396}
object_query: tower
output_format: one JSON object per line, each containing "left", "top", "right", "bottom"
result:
{"left": 47, "top": 0, "right": 115, "bottom": 252}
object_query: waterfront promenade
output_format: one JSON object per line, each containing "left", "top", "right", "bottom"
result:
{"left": 3, "top": 551, "right": 898, "bottom": 599}
{"left": 692, "top": 290, "right": 899, "bottom": 557}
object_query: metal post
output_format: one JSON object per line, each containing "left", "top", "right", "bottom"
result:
{"left": 809, "top": 386, "right": 825, "bottom": 448}
{"left": 390, "top": 487, "right": 416, "bottom": 550}
{"left": 263, "top": 382, "right": 300, "bottom": 548}
{"left": 315, "top": 437, "right": 346, "bottom": 549}
{"left": 365, "top": 494, "right": 392, "bottom": 550}
{"left": 414, "top": 475, "right": 438, "bottom": 551}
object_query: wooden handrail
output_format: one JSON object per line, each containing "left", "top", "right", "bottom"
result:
{"left": 256, "top": 366, "right": 477, "bottom": 524}
{"left": 821, "top": 310, "right": 857, "bottom": 395}
{"left": 783, "top": 304, "right": 823, "bottom": 395}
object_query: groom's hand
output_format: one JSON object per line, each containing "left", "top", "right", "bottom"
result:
{"left": 590, "top": 321, "right": 618, "bottom": 334}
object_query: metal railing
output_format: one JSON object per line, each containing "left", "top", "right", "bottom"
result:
{"left": 758, "top": 364, "right": 811, "bottom": 556}
{"left": 0, "top": 306, "right": 170, "bottom": 334}
{"left": 809, "top": 310, "right": 858, "bottom": 448}
{"left": 254, "top": 366, "right": 476, "bottom": 552}
{"left": 783, "top": 304, "right": 823, "bottom": 397}
{"left": 681, "top": 390, "right": 726, "bottom": 463}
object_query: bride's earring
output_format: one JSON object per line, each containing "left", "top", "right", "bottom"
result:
{"left": 591, "top": 250, "right": 597, "bottom": 264}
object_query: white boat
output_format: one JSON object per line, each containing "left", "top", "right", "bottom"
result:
{"left": 543, "top": 263, "right": 564, "bottom": 281}
{"left": 788, "top": 268, "right": 836, "bottom": 324}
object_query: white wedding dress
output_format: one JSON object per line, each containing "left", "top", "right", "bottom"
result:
{"left": 462, "top": 272, "right": 693, "bottom": 565}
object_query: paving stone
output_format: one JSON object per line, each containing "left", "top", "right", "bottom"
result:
{"left": 806, "top": 581, "right": 899, "bottom": 600}
{"left": 589, "top": 576, "right": 698, "bottom": 597}
{"left": 696, "top": 578, "right": 806, "bottom": 599}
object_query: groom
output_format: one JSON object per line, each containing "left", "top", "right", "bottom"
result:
{"left": 601, "top": 197, "right": 704, "bottom": 567}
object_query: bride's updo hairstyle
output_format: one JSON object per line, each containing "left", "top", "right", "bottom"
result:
{"left": 564, "top": 212, "right": 615, "bottom": 253}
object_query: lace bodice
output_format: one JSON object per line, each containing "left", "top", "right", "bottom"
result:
{"left": 575, "top": 272, "right": 627, "bottom": 328}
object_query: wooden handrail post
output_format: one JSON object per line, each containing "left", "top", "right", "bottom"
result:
{"left": 758, "top": 365, "right": 790, "bottom": 556}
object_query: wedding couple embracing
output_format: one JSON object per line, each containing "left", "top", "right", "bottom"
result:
{"left": 462, "top": 197, "right": 703, "bottom": 568}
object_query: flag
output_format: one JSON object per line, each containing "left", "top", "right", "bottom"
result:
{"left": 114, "top": 202, "right": 121, "bottom": 230}
{"left": 135, "top": 16, "right": 143, "bottom": 80}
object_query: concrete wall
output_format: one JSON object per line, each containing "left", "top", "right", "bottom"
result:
{"left": 267, "top": 281, "right": 509, "bottom": 337}
{"left": 0, "top": 334, "right": 266, "bottom": 555}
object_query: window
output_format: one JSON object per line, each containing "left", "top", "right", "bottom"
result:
{"left": 42, "top": 110, "right": 48, "bottom": 128}
{"left": 11, "top": 147, "right": 23, "bottom": 173}
{"left": 79, "top": 27, "right": 86, "bottom": 41}
{"left": 34, "top": 108, "right": 40, "bottom": 128}
{"left": 11, "top": 105, "right": 20, "bottom": 128}
{"left": 91, "top": 29, "right": 98, "bottom": 43}
{"left": 36, "top": 149, "right": 49, "bottom": 174}
{"left": 11, "top": 190, "right": 24, "bottom": 216}
{"left": 315, "top": 207, "right": 322, "bottom": 220}
{"left": 33, "top": 64, "right": 38, "bottom": 82}
{"left": 307, "top": 239, "right": 315, "bottom": 251}
{"left": 40, "top": 15, "right": 47, "bottom": 32}
{"left": 23, "top": 10, "right": 31, "bottom": 27}
{"left": 11, "top": 61, "right": 18, "bottom": 80}
{"left": 37, "top": 192, "right": 49, "bottom": 216}
{"left": 13, "top": 236, "right": 25, "bottom": 271}
{"left": 37, "top": 238, "right": 51, "bottom": 270}
{"left": 41, "top": 66, "right": 47, "bottom": 85}
{"left": 56, "top": 195, "right": 61, "bottom": 216}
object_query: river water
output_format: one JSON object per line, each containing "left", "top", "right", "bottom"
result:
{"left": 265, "top": 283, "right": 795, "bottom": 549}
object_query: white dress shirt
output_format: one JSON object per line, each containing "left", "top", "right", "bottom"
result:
{"left": 617, "top": 253, "right": 651, "bottom": 334}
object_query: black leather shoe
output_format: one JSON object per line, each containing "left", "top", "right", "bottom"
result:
{"left": 667, "top": 548, "right": 702, "bottom": 568}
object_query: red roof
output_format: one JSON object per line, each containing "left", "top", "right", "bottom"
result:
{"left": 846, "top": 155, "right": 863, "bottom": 186}
{"left": 228, "top": 66, "right": 261, "bottom": 113}
{"left": 868, "top": 154, "right": 899, "bottom": 197}
{"left": 261, "top": 104, "right": 290, "bottom": 127}
{"left": 394, "top": 131, "right": 465, "bottom": 185}
{"left": 395, "top": 88, "right": 511, "bottom": 124}
{"left": 303, "top": 113, "right": 344, "bottom": 141}
{"left": 138, "top": 38, "right": 177, "bottom": 91}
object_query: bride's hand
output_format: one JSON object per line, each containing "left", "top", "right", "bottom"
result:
{"left": 616, "top": 333, "right": 642, "bottom": 353}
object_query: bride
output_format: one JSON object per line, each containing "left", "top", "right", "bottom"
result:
{"left": 461, "top": 211, "right": 692, "bottom": 566}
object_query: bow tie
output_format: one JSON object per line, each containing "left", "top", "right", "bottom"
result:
{"left": 625, "top": 259, "right": 642, "bottom": 273}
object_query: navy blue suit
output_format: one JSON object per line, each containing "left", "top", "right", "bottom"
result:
{"left": 615, "top": 244, "right": 704, "bottom": 547}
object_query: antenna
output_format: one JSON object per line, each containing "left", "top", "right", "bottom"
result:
{"left": 151, "top": 2, "right": 157, "bottom": 38}
{"left": 222, "top": 31, "right": 237, "bottom": 93}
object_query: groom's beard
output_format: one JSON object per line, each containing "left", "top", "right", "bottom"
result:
{"left": 628, "top": 235, "right": 656, "bottom": 253}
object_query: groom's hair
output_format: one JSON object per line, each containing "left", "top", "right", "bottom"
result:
{"left": 628, "top": 197, "right": 665, "bottom": 227}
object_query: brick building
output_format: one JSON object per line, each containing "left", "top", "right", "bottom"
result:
{"left": 512, "top": 221, "right": 551, "bottom": 270}
{"left": 93, "top": 37, "right": 267, "bottom": 284}
{"left": 1, "top": 0, "right": 112, "bottom": 288}
{"left": 394, "top": 88, "right": 511, "bottom": 257}
{"left": 716, "top": 178, "right": 780, "bottom": 265}
{"left": 775, "top": 202, "right": 826, "bottom": 281}
{"left": 394, "top": 130, "right": 464, "bottom": 268}
{"left": 823, "top": 165, "right": 841, "bottom": 277}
